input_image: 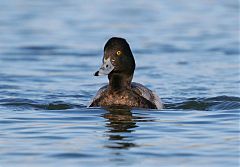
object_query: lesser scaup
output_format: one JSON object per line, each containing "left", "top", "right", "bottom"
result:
{"left": 89, "top": 37, "right": 163, "bottom": 109}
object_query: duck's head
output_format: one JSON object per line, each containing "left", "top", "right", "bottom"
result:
{"left": 94, "top": 37, "right": 135, "bottom": 78}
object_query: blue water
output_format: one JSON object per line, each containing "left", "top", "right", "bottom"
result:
{"left": 0, "top": 0, "right": 239, "bottom": 167}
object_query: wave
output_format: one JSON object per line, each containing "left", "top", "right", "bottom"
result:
{"left": 0, "top": 96, "right": 239, "bottom": 111}
{"left": 164, "top": 96, "right": 240, "bottom": 111}
{"left": 0, "top": 98, "right": 79, "bottom": 110}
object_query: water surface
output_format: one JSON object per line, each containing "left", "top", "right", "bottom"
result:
{"left": 0, "top": 0, "right": 239, "bottom": 167}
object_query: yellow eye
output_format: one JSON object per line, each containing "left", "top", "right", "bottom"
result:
{"left": 116, "top": 51, "right": 122, "bottom": 56}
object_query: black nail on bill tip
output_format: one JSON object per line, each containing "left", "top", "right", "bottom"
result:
{"left": 94, "top": 71, "right": 99, "bottom": 76}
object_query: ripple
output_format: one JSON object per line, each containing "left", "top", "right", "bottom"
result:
{"left": 165, "top": 96, "right": 240, "bottom": 111}
{"left": 0, "top": 85, "right": 19, "bottom": 90}
{"left": 50, "top": 153, "right": 95, "bottom": 159}
{"left": 132, "top": 152, "right": 199, "bottom": 157}
{"left": 19, "top": 45, "right": 63, "bottom": 51}
{"left": 1, "top": 96, "right": 239, "bottom": 111}
{"left": 3, "top": 45, "right": 99, "bottom": 58}
{"left": 0, "top": 98, "right": 82, "bottom": 110}
{"left": 207, "top": 47, "right": 240, "bottom": 55}
{"left": 144, "top": 43, "right": 190, "bottom": 53}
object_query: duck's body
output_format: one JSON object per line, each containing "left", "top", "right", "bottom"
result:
{"left": 89, "top": 37, "right": 163, "bottom": 109}
{"left": 89, "top": 82, "right": 163, "bottom": 109}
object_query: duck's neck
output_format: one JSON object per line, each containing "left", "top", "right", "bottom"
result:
{"left": 108, "top": 73, "right": 133, "bottom": 91}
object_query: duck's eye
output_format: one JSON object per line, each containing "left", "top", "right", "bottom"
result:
{"left": 116, "top": 51, "right": 122, "bottom": 56}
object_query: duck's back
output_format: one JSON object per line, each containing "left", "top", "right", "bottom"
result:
{"left": 131, "top": 82, "right": 163, "bottom": 109}
{"left": 88, "top": 82, "right": 163, "bottom": 109}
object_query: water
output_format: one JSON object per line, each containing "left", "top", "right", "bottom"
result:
{"left": 0, "top": 0, "right": 239, "bottom": 166}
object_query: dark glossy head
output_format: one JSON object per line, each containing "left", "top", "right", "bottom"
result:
{"left": 94, "top": 37, "right": 135, "bottom": 77}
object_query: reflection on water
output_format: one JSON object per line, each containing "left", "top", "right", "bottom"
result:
{"left": 103, "top": 108, "right": 138, "bottom": 149}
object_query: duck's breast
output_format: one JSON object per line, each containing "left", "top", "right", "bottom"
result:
{"left": 88, "top": 85, "right": 107, "bottom": 107}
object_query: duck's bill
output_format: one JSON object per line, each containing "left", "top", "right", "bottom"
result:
{"left": 94, "top": 57, "right": 114, "bottom": 76}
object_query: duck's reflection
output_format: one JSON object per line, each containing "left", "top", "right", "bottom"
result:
{"left": 102, "top": 107, "right": 138, "bottom": 149}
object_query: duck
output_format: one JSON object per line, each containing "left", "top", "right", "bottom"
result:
{"left": 88, "top": 37, "right": 163, "bottom": 109}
